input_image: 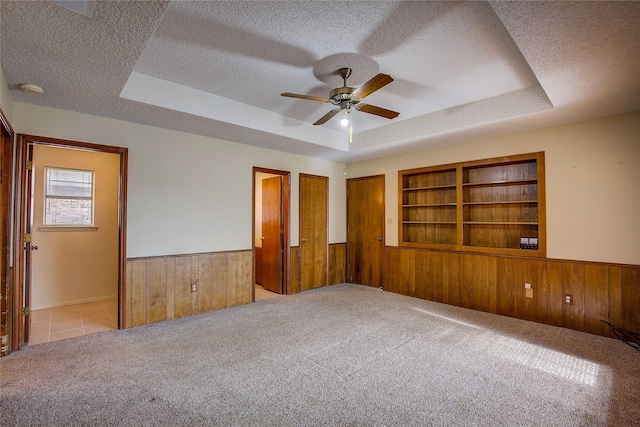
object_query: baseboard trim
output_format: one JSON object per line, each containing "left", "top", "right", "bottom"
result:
{"left": 33, "top": 294, "right": 117, "bottom": 311}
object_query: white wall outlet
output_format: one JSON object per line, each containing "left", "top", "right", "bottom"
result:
{"left": 524, "top": 283, "right": 532, "bottom": 289}
{"left": 191, "top": 283, "right": 197, "bottom": 293}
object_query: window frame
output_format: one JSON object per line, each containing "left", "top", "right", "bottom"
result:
{"left": 43, "top": 166, "right": 96, "bottom": 227}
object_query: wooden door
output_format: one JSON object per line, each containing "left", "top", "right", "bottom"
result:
{"left": 347, "top": 175, "right": 385, "bottom": 288}
{"left": 262, "top": 176, "right": 283, "bottom": 293}
{"left": 299, "top": 174, "right": 328, "bottom": 292}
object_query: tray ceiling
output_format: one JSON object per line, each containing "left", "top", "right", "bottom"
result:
{"left": 1, "top": 1, "right": 639, "bottom": 162}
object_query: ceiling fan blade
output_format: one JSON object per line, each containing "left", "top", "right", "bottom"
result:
{"left": 281, "top": 92, "right": 330, "bottom": 103}
{"left": 352, "top": 73, "right": 393, "bottom": 99}
{"left": 356, "top": 104, "right": 400, "bottom": 119}
{"left": 313, "top": 108, "right": 341, "bottom": 125}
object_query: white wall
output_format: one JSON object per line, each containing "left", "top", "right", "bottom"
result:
{"left": 31, "top": 145, "right": 119, "bottom": 309}
{"left": 346, "top": 112, "right": 640, "bottom": 265}
{"left": 13, "top": 102, "right": 347, "bottom": 258}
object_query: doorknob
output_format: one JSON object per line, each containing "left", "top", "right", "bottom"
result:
{"left": 301, "top": 238, "right": 308, "bottom": 242}
{"left": 377, "top": 237, "right": 382, "bottom": 241}
{"left": 31, "top": 246, "right": 39, "bottom": 250}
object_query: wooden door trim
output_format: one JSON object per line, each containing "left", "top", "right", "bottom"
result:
{"left": 252, "top": 167, "right": 290, "bottom": 298}
{"left": 12, "top": 134, "right": 127, "bottom": 351}
{"left": 299, "top": 173, "right": 329, "bottom": 291}
{"left": 346, "top": 174, "right": 386, "bottom": 288}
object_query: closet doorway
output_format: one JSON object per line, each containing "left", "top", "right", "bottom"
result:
{"left": 252, "top": 167, "right": 290, "bottom": 299}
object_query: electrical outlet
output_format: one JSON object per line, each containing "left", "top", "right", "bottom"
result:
{"left": 191, "top": 283, "right": 197, "bottom": 293}
{"left": 564, "top": 294, "right": 573, "bottom": 305}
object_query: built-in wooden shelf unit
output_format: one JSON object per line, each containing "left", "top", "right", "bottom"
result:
{"left": 399, "top": 152, "right": 546, "bottom": 256}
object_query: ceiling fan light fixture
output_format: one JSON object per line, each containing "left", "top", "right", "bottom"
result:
{"left": 340, "top": 109, "right": 350, "bottom": 127}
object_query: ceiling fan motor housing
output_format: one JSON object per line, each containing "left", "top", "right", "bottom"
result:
{"left": 329, "top": 86, "right": 357, "bottom": 105}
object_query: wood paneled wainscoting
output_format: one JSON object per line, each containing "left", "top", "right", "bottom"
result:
{"left": 126, "top": 250, "right": 252, "bottom": 328}
{"left": 385, "top": 247, "right": 639, "bottom": 338}
{"left": 289, "top": 243, "right": 347, "bottom": 294}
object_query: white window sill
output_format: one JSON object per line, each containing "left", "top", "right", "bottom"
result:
{"left": 37, "top": 226, "right": 98, "bottom": 232}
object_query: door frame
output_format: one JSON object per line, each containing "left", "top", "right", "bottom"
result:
{"left": 0, "top": 108, "right": 13, "bottom": 356}
{"left": 346, "top": 174, "right": 386, "bottom": 288}
{"left": 299, "top": 173, "right": 328, "bottom": 291}
{"left": 252, "top": 167, "right": 290, "bottom": 299}
{"left": 12, "top": 134, "right": 127, "bottom": 352}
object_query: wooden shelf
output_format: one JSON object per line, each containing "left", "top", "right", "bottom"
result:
{"left": 463, "top": 221, "right": 538, "bottom": 226}
{"left": 399, "top": 152, "right": 545, "bottom": 256}
{"left": 462, "top": 178, "right": 537, "bottom": 187}
{"left": 403, "top": 203, "right": 457, "bottom": 207}
{"left": 403, "top": 184, "right": 456, "bottom": 191}
{"left": 403, "top": 221, "right": 456, "bottom": 225}
{"left": 463, "top": 200, "right": 537, "bottom": 205}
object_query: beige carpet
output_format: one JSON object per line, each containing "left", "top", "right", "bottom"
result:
{"left": 1, "top": 283, "right": 638, "bottom": 426}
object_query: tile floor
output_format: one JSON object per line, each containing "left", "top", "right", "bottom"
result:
{"left": 255, "top": 284, "right": 282, "bottom": 301}
{"left": 27, "top": 298, "right": 118, "bottom": 345}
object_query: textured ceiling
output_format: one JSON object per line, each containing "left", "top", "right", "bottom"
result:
{"left": 1, "top": 1, "right": 639, "bottom": 163}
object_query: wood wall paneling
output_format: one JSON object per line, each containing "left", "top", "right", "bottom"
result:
{"left": 146, "top": 258, "right": 167, "bottom": 324}
{"left": 166, "top": 258, "right": 175, "bottom": 320}
{"left": 620, "top": 267, "right": 640, "bottom": 333}
{"left": 522, "top": 259, "right": 538, "bottom": 323}
{"left": 536, "top": 260, "right": 550, "bottom": 324}
{"left": 512, "top": 259, "right": 524, "bottom": 319}
{"left": 547, "top": 261, "right": 564, "bottom": 327}
{"left": 473, "top": 255, "right": 490, "bottom": 313}
{"left": 290, "top": 243, "right": 346, "bottom": 293}
{"left": 226, "top": 253, "right": 238, "bottom": 307}
{"left": 460, "top": 254, "right": 474, "bottom": 309}
{"left": 414, "top": 250, "right": 429, "bottom": 300}
{"left": 562, "top": 262, "right": 585, "bottom": 332}
{"left": 198, "top": 254, "right": 213, "bottom": 313}
{"left": 125, "top": 246, "right": 636, "bottom": 340}
{"left": 607, "top": 266, "right": 622, "bottom": 339}
{"left": 382, "top": 246, "right": 639, "bottom": 339}
{"left": 212, "top": 253, "right": 228, "bottom": 310}
{"left": 289, "top": 246, "right": 300, "bottom": 294}
{"left": 447, "top": 252, "right": 461, "bottom": 307}
{"left": 242, "top": 252, "right": 252, "bottom": 304}
{"left": 173, "top": 256, "right": 191, "bottom": 319}
{"left": 496, "top": 257, "right": 515, "bottom": 317}
{"left": 130, "top": 260, "right": 146, "bottom": 327}
{"left": 328, "top": 243, "right": 346, "bottom": 285}
{"left": 584, "top": 264, "right": 609, "bottom": 336}
{"left": 124, "top": 250, "right": 252, "bottom": 328}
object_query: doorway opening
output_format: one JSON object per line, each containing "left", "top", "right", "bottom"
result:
{"left": 12, "top": 135, "right": 127, "bottom": 353}
{"left": 252, "top": 167, "right": 290, "bottom": 300}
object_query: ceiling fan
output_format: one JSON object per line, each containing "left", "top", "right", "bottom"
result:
{"left": 281, "top": 68, "right": 400, "bottom": 126}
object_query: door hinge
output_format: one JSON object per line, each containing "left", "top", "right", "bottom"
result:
{"left": 26, "top": 161, "right": 32, "bottom": 171}
{"left": 23, "top": 233, "right": 31, "bottom": 243}
{"left": 23, "top": 306, "right": 30, "bottom": 316}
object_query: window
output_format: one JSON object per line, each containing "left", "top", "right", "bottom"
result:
{"left": 44, "top": 167, "right": 94, "bottom": 226}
